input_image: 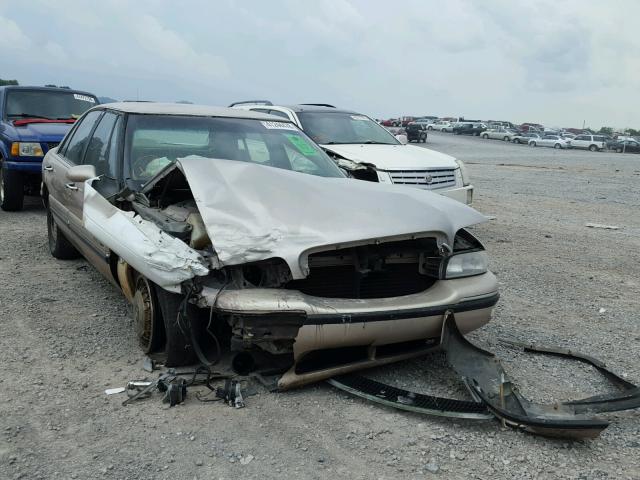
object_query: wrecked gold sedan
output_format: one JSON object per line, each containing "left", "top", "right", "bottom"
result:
{"left": 42, "top": 103, "right": 499, "bottom": 389}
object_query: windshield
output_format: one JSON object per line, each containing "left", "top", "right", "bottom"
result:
{"left": 124, "top": 115, "right": 345, "bottom": 184}
{"left": 297, "top": 111, "right": 399, "bottom": 145}
{"left": 5, "top": 90, "right": 98, "bottom": 120}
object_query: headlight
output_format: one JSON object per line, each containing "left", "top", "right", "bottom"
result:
{"left": 445, "top": 251, "right": 488, "bottom": 279}
{"left": 455, "top": 158, "right": 470, "bottom": 186}
{"left": 11, "top": 142, "right": 44, "bottom": 157}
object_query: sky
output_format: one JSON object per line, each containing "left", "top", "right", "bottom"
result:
{"left": 1, "top": 0, "right": 638, "bottom": 129}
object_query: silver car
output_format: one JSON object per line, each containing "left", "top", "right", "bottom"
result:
{"left": 528, "top": 134, "right": 570, "bottom": 149}
{"left": 41, "top": 102, "right": 499, "bottom": 390}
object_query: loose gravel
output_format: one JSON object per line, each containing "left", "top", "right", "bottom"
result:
{"left": 1, "top": 132, "right": 639, "bottom": 479}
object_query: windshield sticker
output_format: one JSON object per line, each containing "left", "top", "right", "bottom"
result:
{"left": 261, "top": 121, "right": 297, "bottom": 130}
{"left": 351, "top": 115, "right": 368, "bottom": 121}
{"left": 285, "top": 134, "right": 318, "bottom": 156}
{"left": 74, "top": 94, "right": 96, "bottom": 103}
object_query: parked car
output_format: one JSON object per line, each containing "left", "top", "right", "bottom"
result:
{"left": 231, "top": 102, "right": 474, "bottom": 205}
{"left": 0, "top": 85, "right": 99, "bottom": 210}
{"left": 405, "top": 123, "right": 428, "bottom": 143}
{"left": 512, "top": 132, "right": 541, "bottom": 145}
{"left": 42, "top": 102, "right": 499, "bottom": 389}
{"left": 481, "top": 128, "right": 516, "bottom": 142}
{"left": 412, "top": 117, "right": 437, "bottom": 128}
{"left": 528, "top": 134, "right": 570, "bottom": 149}
{"left": 570, "top": 134, "right": 607, "bottom": 151}
{"left": 427, "top": 121, "right": 454, "bottom": 132}
{"left": 453, "top": 123, "right": 485, "bottom": 136}
{"left": 611, "top": 140, "right": 640, "bottom": 153}
{"left": 381, "top": 118, "right": 399, "bottom": 127}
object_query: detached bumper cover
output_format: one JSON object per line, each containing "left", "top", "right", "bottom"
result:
{"left": 329, "top": 314, "right": 640, "bottom": 439}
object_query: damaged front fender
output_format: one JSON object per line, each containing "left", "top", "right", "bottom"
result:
{"left": 83, "top": 180, "right": 209, "bottom": 290}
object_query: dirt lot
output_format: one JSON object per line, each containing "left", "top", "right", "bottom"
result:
{"left": 1, "top": 133, "right": 639, "bottom": 479}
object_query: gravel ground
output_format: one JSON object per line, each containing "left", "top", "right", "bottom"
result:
{"left": 1, "top": 132, "right": 639, "bottom": 479}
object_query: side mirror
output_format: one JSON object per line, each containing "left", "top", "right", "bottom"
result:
{"left": 395, "top": 134, "right": 408, "bottom": 145}
{"left": 66, "top": 164, "right": 97, "bottom": 182}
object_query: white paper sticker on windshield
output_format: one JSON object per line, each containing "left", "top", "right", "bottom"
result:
{"left": 351, "top": 115, "right": 368, "bottom": 121}
{"left": 261, "top": 121, "right": 297, "bottom": 130}
{"left": 74, "top": 94, "right": 96, "bottom": 103}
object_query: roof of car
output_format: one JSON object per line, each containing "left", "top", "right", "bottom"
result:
{"left": 283, "top": 104, "right": 359, "bottom": 115}
{"left": 0, "top": 85, "right": 97, "bottom": 97}
{"left": 98, "top": 102, "right": 290, "bottom": 121}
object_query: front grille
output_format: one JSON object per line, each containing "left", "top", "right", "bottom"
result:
{"left": 286, "top": 264, "right": 435, "bottom": 299}
{"left": 388, "top": 169, "right": 456, "bottom": 189}
{"left": 45, "top": 142, "right": 60, "bottom": 151}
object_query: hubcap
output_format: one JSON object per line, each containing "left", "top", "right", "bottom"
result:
{"left": 133, "top": 277, "right": 155, "bottom": 352}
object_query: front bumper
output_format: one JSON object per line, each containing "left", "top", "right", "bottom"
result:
{"left": 202, "top": 272, "right": 498, "bottom": 388}
{"left": 440, "top": 184, "right": 473, "bottom": 205}
{"left": 3, "top": 160, "right": 43, "bottom": 174}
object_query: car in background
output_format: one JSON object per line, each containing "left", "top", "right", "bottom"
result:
{"left": 231, "top": 101, "right": 474, "bottom": 204}
{"left": 570, "top": 134, "right": 607, "bottom": 152}
{"left": 412, "top": 117, "right": 437, "bottom": 128}
{"left": 611, "top": 139, "right": 640, "bottom": 153}
{"left": 453, "top": 123, "right": 486, "bottom": 136}
{"left": 528, "top": 134, "right": 570, "bottom": 149}
{"left": 0, "top": 85, "right": 99, "bottom": 210}
{"left": 511, "top": 132, "right": 541, "bottom": 145}
{"left": 481, "top": 128, "right": 516, "bottom": 142}
{"left": 381, "top": 118, "right": 399, "bottom": 127}
{"left": 427, "top": 121, "right": 454, "bottom": 132}
{"left": 42, "top": 102, "right": 498, "bottom": 389}
{"left": 405, "top": 123, "right": 427, "bottom": 143}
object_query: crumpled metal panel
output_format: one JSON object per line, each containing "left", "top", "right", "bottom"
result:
{"left": 177, "top": 156, "right": 487, "bottom": 279}
{"left": 83, "top": 180, "right": 209, "bottom": 289}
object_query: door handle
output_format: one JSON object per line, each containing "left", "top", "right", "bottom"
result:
{"left": 43, "top": 165, "right": 53, "bottom": 171}
{"left": 65, "top": 183, "right": 79, "bottom": 191}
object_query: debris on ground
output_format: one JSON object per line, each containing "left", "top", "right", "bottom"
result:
{"left": 585, "top": 223, "right": 620, "bottom": 230}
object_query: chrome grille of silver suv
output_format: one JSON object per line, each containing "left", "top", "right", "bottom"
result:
{"left": 388, "top": 169, "right": 456, "bottom": 189}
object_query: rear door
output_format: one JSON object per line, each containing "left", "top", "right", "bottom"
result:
{"left": 573, "top": 135, "right": 588, "bottom": 149}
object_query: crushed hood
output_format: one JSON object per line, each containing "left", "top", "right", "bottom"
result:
{"left": 321, "top": 144, "right": 458, "bottom": 171}
{"left": 177, "top": 156, "right": 486, "bottom": 279}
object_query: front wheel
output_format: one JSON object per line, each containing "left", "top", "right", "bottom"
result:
{"left": 554, "top": 143, "right": 561, "bottom": 149}
{"left": 427, "top": 126, "right": 433, "bottom": 131}
{"left": 589, "top": 145, "right": 598, "bottom": 152}
{"left": 514, "top": 139, "right": 521, "bottom": 144}
{"left": 504, "top": 136, "right": 510, "bottom": 142}
{"left": 482, "top": 134, "right": 489, "bottom": 139}
{"left": 47, "top": 207, "right": 80, "bottom": 259}
{"left": 530, "top": 141, "right": 536, "bottom": 147}
{"left": 617, "top": 147, "right": 623, "bottom": 153}
{"left": 0, "top": 163, "right": 24, "bottom": 211}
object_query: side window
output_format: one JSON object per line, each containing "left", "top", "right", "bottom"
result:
{"left": 62, "top": 110, "right": 102, "bottom": 164}
{"left": 575, "top": 135, "right": 586, "bottom": 141}
{"left": 83, "top": 112, "right": 119, "bottom": 176}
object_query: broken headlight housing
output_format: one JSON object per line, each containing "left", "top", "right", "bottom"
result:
{"left": 443, "top": 229, "right": 487, "bottom": 279}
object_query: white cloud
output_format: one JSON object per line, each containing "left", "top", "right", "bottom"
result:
{"left": 2, "top": 0, "right": 639, "bottom": 128}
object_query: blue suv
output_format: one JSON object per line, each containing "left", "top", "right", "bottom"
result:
{"left": 0, "top": 86, "right": 99, "bottom": 210}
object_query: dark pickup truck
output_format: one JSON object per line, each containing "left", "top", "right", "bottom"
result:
{"left": 0, "top": 86, "right": 99, "bottom": 210}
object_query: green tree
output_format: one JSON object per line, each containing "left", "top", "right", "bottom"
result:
{"left": 598, "top": 126, "right": 613, "bottom": 135}
{"left": 0, "top": 78, "right": 19, "bottom": 86}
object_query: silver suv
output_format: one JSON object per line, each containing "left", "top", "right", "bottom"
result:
{"left": 570, "top": 134, "right": 607, "bottom": 152}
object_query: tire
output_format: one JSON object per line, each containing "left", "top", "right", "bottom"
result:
{"left": 589, "top": 145, "right": 597, "bottom": 152}
{"left": 554, "top": 143, "right": 561, "bottom": 149}
{"left": 0, "top": 163, "right": 24, "bottom": 211}
{"left": 155, "top": 285, "right": 198, "bottom": 367}
{"left": 427, "top": 126, "right": 433, "bottom": 131}
{"left": 504, "top": 136, "right": 510, "bottom": 142}
{"left": 482, "top": 134, "right": 489, "bottom": 139}
{"left": 47, "top": 207, "right": 80, "bottom": 259}
{"left": 617, "top": 148, "right": 623, "bottom": 153}
{"left": 530, "top": 141, "right": 536, "bottom": 147}
{"left": 132, "top": 274, "right": 165, "bottom": 354}
{"left": 514, "top": 139, "right": 521, "bottom": 144}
